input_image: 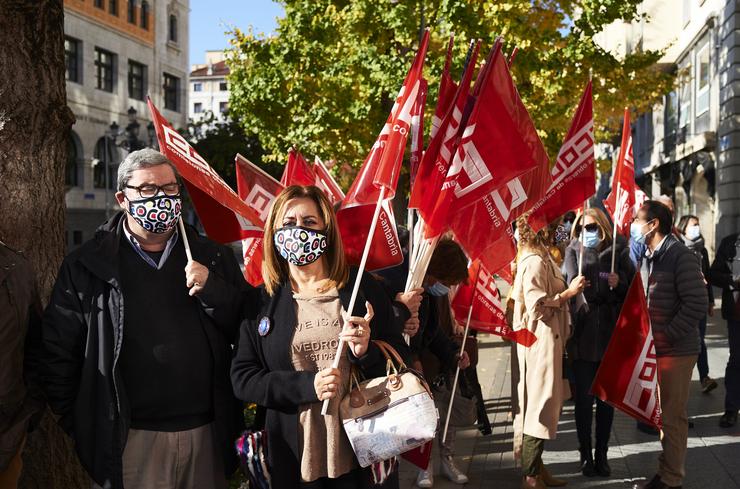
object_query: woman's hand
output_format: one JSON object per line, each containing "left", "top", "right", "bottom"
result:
{"left": 396, "top": 288, "right": 424, "bottom": 316}
{"left": 457, "top": 351, "right": 470, "bottom": 369}
{"left": 314, "top": 367, "right": 342, "bottom": 401}
{"left": 607, "top": 273, "right": 619, "bottom": 289}
{"left": 403, "top": 315, "right": 420, "bottom": 338}
{"left": 340, "top": 301, "right": 374, "bottom": 358}
{"left": 563, "top": 275, "right": 586, "bottom": 301}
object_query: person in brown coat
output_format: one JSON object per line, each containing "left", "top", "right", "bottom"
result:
{"left": 0, "top": 240, "right": 43, "bottom": 489}
{"left": 511, "top": 217, "right": 585, "bottom": 489}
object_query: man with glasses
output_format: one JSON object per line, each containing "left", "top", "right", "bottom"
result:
{"left": 40, "top": 148, "right": 256, "bottom": 489}
{"left": 631, "top": 201, "right": 707, "bottom": 489}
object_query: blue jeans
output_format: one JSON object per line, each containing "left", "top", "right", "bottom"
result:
{"left": 727, "top": 319, "right": 740, "bottom": 411}
{"left": 696, "top": 316, "right": 709, "bottom": 380}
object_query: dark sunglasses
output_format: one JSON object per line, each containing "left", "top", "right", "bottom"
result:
{"left": 575, "top": 223, "right": 599, "bottom": 234}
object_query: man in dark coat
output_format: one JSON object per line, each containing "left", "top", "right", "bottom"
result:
{"left": 41, "top": 149, "right": 258, "bottom": 489}
{"left": 0, "top": 241, "right": 44, "bottom": 488}
{"left": 707, "top": 232, "right": 740, "bottom": 428}
{"left": 632, "top": 201, "right": 707, "bottom": 489}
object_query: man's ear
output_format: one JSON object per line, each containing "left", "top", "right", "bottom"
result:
{"left": 115, "top": 191, "right": 127, "bottom": 210}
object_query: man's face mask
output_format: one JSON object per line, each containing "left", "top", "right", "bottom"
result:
{"left": 274, "top": 225, "right": 328, "bottom": 266}
{"left": 127, "top": 194, "right": 182, "bottom": 234}
{"left": 630, "top": 219, "right": 654, "bottom": 245}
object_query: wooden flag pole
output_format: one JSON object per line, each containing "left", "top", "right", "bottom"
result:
{"left": 441, "top": 293, "right": 475, "bottom": 445}
{"left": 178, "top": 218, "right": 193, "bottom": 262}
{"left": 321, "top": 187, "right": 387, "bottom": 416}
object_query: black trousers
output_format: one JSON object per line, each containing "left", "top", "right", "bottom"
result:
{"left": 573, "top": 359, "right": 614, "bottom": 453}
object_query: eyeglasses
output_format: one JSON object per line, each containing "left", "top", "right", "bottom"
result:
{"left": 124, "top": 183, "right": 181, "bottom": 199}
{"left": 576, "top": 223, "right": 599, "bottom": 233}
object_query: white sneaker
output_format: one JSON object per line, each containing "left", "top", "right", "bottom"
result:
{"left": 440, "top": 455, "right": 469, "bottom": 484}
{"left": 416, "top": 468, "right": 434, "bottom": 488}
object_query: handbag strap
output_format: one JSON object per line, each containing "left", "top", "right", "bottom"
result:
{"left": 373, "top": 340, "right": 407, "bottom": 370}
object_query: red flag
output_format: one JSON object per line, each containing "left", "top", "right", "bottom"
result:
{"left": 147, "top": 98, "right": 261, "bottom": 243}
{"left": 409, "top": 78, "right": 428, "bottom": 186}
{"left": 430, "top": 36, "right": 457, "bottom": 140}
{"left": 280, "top": 148, "right": 316, "bottom": 187}
{"left": 603, "top": 109, "right": 636, "bottom": 236}
{"left": 451, "top": 262, "right": 536, "bottom": 346}
{"left": 234, "top": 154, "right": 285, "bottom": 286}
{"left": 337, "top": 33, "right": 429, "bottom": 270}
{"left": 429, "top": 41, "right": 549, "bottom": 239}
{"left": 592, "top": 277, "right": 662, "bottom": 428}
{"left": 409, "top": 41, "right": 481, "bottom": 233}
{"left": 313, "top": 157, "right": 345, "bottom": 206}
{"left": 528, "top": 82, "right": 596, "bottom": 232}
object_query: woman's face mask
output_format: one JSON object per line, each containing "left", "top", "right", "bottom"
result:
{"left": 685, "top": 224, "right": 701, "bottom": 241}
{"left": 426, "top": 282, "right": 450, "bottom": 297}
{"left": 273, "top": 225, "right": 328, "bottom": 266}
{"left": 583, "top": 229, "right": 601, "bottom": 248}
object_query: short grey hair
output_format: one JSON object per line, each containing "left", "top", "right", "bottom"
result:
{"left": 117, "top": 148, "right": 178, "bottom": 191}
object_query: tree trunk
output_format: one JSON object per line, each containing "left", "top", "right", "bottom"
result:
{"left": 0, "top": 1, "right": 85, "bottom": 487}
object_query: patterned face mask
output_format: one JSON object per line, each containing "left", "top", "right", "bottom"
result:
{"left": 554, "top": 224, "right": 570, "bottom": 244}
{"left": 127, "top": 195, "right": 182, "bottom": 234}
{"left": 274, "top": 225, "right": 329, "bottom": 266}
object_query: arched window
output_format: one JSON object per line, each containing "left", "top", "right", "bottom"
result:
{"left": 140, "top": 1, "right": 149, "bottom": 29}
{"left": 168, "top": 14, "right": 178, "bottom": 43}
{"left": 66, "top": 131, "right": 83, "bottom": 187}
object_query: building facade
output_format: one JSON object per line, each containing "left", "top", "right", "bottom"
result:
{"left": 188, "top": 50, "right": 230, "bottom": 130}
{"left": 596, "top": 0, "right": 740, "bottom": 256}
{"left": 63, "top": 0, "right": 189, "bottom": 250}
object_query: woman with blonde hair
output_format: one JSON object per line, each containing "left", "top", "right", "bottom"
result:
{"left": 231, "top": 185, "right": 408, "bottom": 488}
{"left": 512, "top": 216, "right": 585, "bottom": 489}
{"left": 564, "top": 207, "right": 635, "bottom": 478}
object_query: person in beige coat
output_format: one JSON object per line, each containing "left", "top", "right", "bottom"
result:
{"left": 511, "top": 216, "right": 585, "bottom": 489}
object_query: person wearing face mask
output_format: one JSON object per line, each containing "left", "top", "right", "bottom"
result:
{"left": 677, "top": 215, "right": 717, "bottom": 394}
{"left": 564, "top": 208, "right": 635, "bottom": 478}
{"left": 630, "top": 201, "right": 708, "bottom": 489}
{"left": 40, "top": 149, "right": 257, "bottom": 489}
{"left": 231, "top": 185, "right": 409, "bottom": 489}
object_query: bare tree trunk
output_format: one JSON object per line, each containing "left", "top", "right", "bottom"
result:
{"left": 0, "top": 1, "right": 85, "bottom": 487}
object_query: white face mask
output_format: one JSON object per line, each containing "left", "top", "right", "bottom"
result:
{"left": 685, "top": 225, "right": 701, "bottom": 241}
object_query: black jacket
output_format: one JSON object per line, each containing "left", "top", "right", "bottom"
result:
{"left": 640, "top": 234, "right": 707, "bottom": 357}
{"left": 40, "top": 212, "right": 258, "bottom": 488}
{"left": 411, "top": 293, "right": 458, "bottom": 370}
{"left": 230, "top": 269, "right": 409, "bottom": 488}
{"left": 564, "top": 236, "right": 635, "bottom": 362}
{"left": 681, "top": 234, "right": 714, "bottom": 303}
{"left": 708, "top": 233, "right": 740, "bottom": 321}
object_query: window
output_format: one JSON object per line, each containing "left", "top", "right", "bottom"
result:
{"left": 219, "top": 102, "right": 228, "bottom": 113}
{"left": 664, "top": 91, "right": 678, "bottom": 154}
{"left": 66, "top": 134, "right": 80, "bottom": 187}
{"left": 163, "top": 73, "right": 180, "bottom": 111}
{"left": 128, "top": 0, "right": 137, "bottom": 24}
{"left": 140, "top": 1, "right": 149, "bottom": 29}
{"left": 128, "top": 60, "right": 146, "bottom": 100}
{"left": 64, "top": 37, "right": 81, "bottom": 83}
{"left": 95, "top": 47, "right": 115, "bottom": 92}
{"left": 94, "top": 0, "right": 104, "bottom": 8}
{"left": 696, "top": 40, "right": 710, "bottom": 117}
{"left": 682, "top": 0, "right": 690, "bottom": 27}
{"left": 193, "top": 82, "right": 202, "bottom": 92}
{"left": 219, "top": 81, "right": 228, "bottom": 91}
{"left": 169, "top": 14, "right": 178, "bottom": 42}
{"left": 109, "top": 0, "right": 118, "bottom": 15}
{"left": 193, "top": 102, "right": 203, "bottom": 113}
{"left": 678, "top": 61, "right": 691, "bottom": 131}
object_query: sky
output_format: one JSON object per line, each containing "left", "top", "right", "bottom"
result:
{"left": 189, "top": 0, "right": 283, "bottom": 66}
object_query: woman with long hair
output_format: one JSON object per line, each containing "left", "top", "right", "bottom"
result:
{"left": 231, "top": 186, "right": 408, "bottom": 488}
{"left": 564, "top": 207, "right": 635, "bottom": 477}
{"left": 512, "top": 216, "right": 585, "bottom": 489}
{"left": 677, "top": 214, "right": 717, "bottom": 393}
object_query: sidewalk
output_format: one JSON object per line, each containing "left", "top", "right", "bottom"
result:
{"left": 399, "top": 308, "right": 740, "bottom": 489}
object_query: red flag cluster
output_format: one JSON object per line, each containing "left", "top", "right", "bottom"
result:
{"left": 603, "top": 109, "right": 636, "bottom": 236}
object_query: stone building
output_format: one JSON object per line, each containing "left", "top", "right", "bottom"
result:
{"left": 63, "top": 0, "right": 189, "bottom": 250}
{"left": 189, "top": 50, "right": 230, "bottom": 130}
{"left": 596, "top": 0, "right": 740, "bottom": 255}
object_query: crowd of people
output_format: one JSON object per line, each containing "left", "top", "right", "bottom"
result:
{"left": 1, "top": 149, "right": 739, "bottom": 489}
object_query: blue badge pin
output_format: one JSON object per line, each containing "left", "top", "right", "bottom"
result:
{"left": 258, "top": 316, "right": 271, "bottom": 337}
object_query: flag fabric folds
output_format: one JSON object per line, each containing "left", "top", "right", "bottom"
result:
{"left": 313, "top": 157, "right": 345, "bottom": 205}
{"left": 280, "top": 148, "right": 316, "bottom": 187}
{"left": 592, "top": 276, "right": 662, "bottom": 428}
{"left": 603, "top": 109, "right": 636, "bottom": 236}
{"left": 528, "top": 81, "right": 596, "bottom": 232}
{"left": 148, "top": 98, "right": 261, "bottom": 243}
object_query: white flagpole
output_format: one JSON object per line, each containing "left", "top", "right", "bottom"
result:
{"left": 578, "top": 200, "right": 588, "bottom": 277}
{"left": 321, "top": 187, "right": 387, "bottom": 416}
{"left": 610, "top": 182, "right": 621, "bottom": 275}
{"left": 441, "top": 297, "right": 474, "bottom": 445}
{"left": 178, "top": 218, "right": 193, "bottom": 262}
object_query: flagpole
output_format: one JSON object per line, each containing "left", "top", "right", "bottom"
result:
{"left": 442, "top": 292, "right": 474, "bottom": 445}
{"left": 610, "top": 181, "right": 621, "bottom": 276}
{"left": 178, "top": 218, "right": 193, "bottom": 262}
{"left": 578, "top": 200, "right": 588, "bottom": 276}
{"left": 322, "top": 187, "right": 387, "bottom": 416}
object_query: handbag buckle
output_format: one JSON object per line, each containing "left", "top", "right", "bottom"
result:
{"left": 387, "top": 374, "right": 402, "bottom": 391}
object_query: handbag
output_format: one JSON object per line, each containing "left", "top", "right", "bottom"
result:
{"left": 431, "top": 373, "right": 478, "bottom": 427}
{"left": 339, "top": 340, "right": 438, "bottom": 468}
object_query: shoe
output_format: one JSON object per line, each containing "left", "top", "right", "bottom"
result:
{"left": 579, "top": 444, "right": 596, "bottom": 477}
{"left": 636, "top": 421, "right": 660, "bottom": 436}
{"left": 632, "top": 474, "right": 682, "bottom": 489}
{"left": 416, "top": 468, "right": 433, "bottom": 488}
{"left": 539, "top": 461, "right": 568, "bottom": 487}
{"left": 440, "top": 455, "right": 468, "bottom": 484}
{"left": 594, "top": 449, "right": 611, "bottom": 477}
{"left": 701, "top": 376, "right": 718, "bottom": 393}
{"left": 719, "top": 410, "right": 738, "bottom": 428}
